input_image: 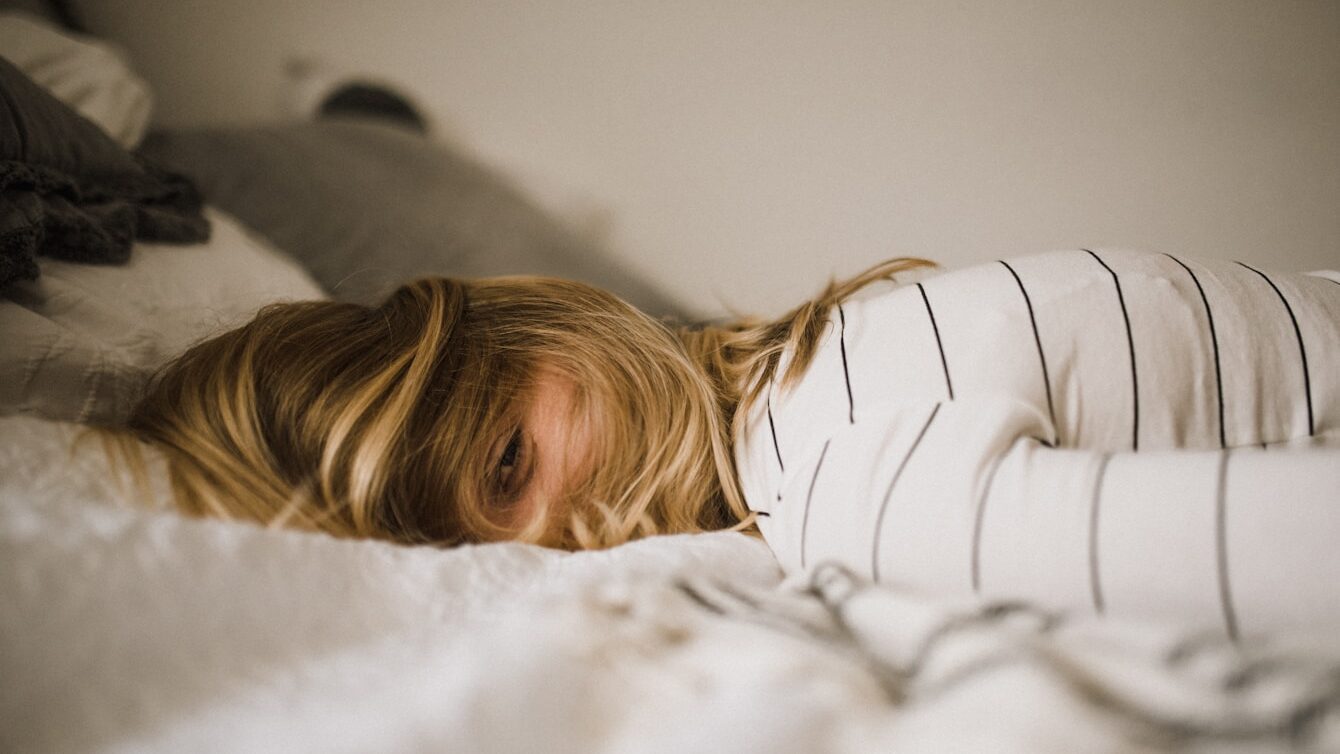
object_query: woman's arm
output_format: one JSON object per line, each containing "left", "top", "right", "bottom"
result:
{"left": 763, "top": 398, "right": 1340, "bottom": 637}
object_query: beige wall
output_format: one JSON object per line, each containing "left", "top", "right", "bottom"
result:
{"left": 83, "top": 1, "right": 1340, "bottom": 316}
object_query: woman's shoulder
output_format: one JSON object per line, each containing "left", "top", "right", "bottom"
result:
{"left": 850, "top": 248, "right": 1336, "bottom": 317}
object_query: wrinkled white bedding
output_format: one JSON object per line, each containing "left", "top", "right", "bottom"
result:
{"left": 3, "top": 416, "right": 1339, "bottom": 753}
{"left": 0, "top": 208, "right": 325, "bottom": 424}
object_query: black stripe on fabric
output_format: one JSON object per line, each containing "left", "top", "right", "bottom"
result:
{"left": 999, "top": 261, "right": 1057, "bottom": 445}
{"left": 1084, "top": 249, "right": 1140, "bottom": 452}
{"left": 1088, "top": 453, "right": 1113, "bottom": 615}
{"left": 1216, "top": 450, "right": 1240, "bottom": 641}
{"left": 970, "top": 449, "right": 1009, "bottom": 595}
{"left": 871, "top": 402, "right": 941, "bottom": 581}
{"left": 754, "top": 511, "right": 771, "bottom": 518}
{"left": 766, "top": 396, "right": 785, "bottom": 473}
{"left": 798, "top": 439, "right": 832, "bottom": 570}
{"left": 1164, "top": 255, "right": 1227, "bottom": 449}
{"left": 917, "top": 282, "right": 954, "bottom": 400}
{"left": 675, "top": 581, "right": 727, "bottom": 615}
{"left": 838, "top": 304, "right": 855, "bottom": 424}
{"left": 1236, "top": 262, "right": 1315, "bottom": 437}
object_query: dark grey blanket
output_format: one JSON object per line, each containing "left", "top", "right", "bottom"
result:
{"left": 0, "top": 56, "right": 208, "bottom": 287}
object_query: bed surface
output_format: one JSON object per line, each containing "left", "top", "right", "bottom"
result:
{"left": 4, "top": 415, "right": 1339, "bottom": 753}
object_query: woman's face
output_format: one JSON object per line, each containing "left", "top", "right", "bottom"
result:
{"left": 488, "top": 367, "right": 595, "bottom": 533}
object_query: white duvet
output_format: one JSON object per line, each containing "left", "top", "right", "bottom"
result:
{"left": 4, "top": 416, "right": 1339, "bottom": 753}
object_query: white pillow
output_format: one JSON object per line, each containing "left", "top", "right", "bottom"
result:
{"left": 0, "top": 10, "right": 153, "bottom": 148}
{"left": 0, "top": 208, "right": 327, "bottom": 424}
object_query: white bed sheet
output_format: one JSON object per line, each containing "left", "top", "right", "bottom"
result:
{"left": 3, "top": 416, "right": 1338, "bottom": 753}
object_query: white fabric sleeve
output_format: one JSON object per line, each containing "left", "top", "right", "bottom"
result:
{"left": 764, "top": 397, "right": 1340, "bottom": 637}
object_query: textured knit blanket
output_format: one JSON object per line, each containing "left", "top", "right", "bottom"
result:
{"left": 0, "top": 56, "right": 208, "bottom": 287}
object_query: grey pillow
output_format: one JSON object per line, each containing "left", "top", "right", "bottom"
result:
{"left": 139, "top": 119, "right": 684, "bottom": 317}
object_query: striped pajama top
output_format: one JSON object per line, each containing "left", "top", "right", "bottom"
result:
{"left": 735, "top": 249, "right": 1340, "bottom": 637}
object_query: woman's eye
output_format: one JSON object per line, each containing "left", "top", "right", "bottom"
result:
{"left": 496, "top": 431, "right": 523, "bottom": 490}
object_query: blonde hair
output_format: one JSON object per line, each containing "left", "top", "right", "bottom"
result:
{"left": 119, "top": 258, "right": 932, "bottom": 550}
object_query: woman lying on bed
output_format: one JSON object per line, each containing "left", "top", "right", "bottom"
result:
{"left": 119, "top": 250, "right": 1340, "bottom": 633}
